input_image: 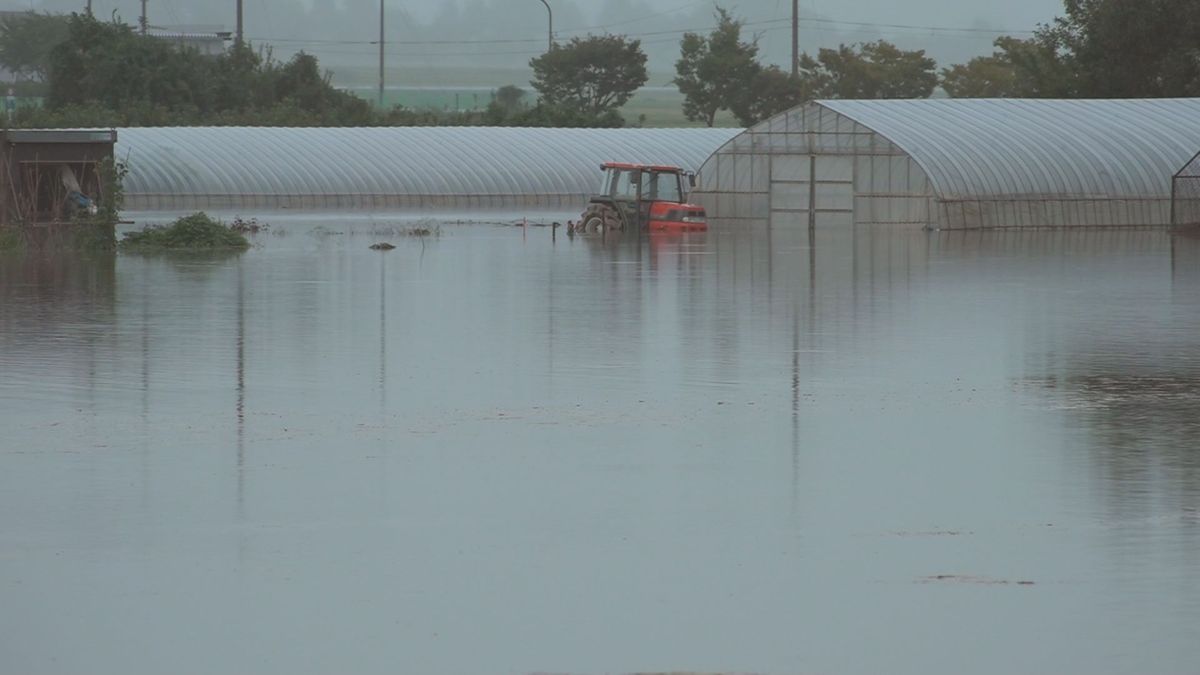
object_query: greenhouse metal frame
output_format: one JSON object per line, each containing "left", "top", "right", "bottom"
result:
{"left": 1171, "top": 149, "right": 1200, "bottom": 227}
{"left": 693, "top": 98, "right": 1200, "bottom": 229}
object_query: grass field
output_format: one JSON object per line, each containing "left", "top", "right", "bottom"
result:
{"left": 340, "top": 85, "right": 737, "bottom": 128}
{"left": 332, "top": 64, "right": 741, "bottom": 128}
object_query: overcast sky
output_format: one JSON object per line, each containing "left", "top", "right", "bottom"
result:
{"left": 5, "top": 0, "right": 1070, "bottom": 76}
{"left": 400, "top": 0, "right": 1065, "bottom": 30}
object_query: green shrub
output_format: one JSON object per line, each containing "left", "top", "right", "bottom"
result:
{"left": 120, "top": 212, "right": 250, "bottom": 250}
{"left": 69, "top": 222, "right": 116, "bottom": 251}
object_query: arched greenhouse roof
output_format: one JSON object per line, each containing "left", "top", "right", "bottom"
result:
{"left": 809, "top": 98, "right": 1200, "bottom": 201}
{"left": 116, "top": 126, "right": 741, "bottom": 212}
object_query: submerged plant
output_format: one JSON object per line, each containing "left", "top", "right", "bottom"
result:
{"left": 120, "top": 212, "right": 250, "bottom": 250}
{"left": 230, "top": 216, "right": 268, "bottom": 234}
{"left": 367, "top": 223, "right": 442, "bottom": 237}
{"left": 404, "top": 226, "right": 438, "bottom": 237}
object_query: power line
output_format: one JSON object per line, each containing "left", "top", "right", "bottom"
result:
{"left": 244, "top": 14, "right": 1031, "bottom": 51}
{"left": 803, "top": 16, "right": 1034, "bottom": 35}
{"left": 292, "top": 34, "right": 689, "bottom": 60}
{"left": 246, "top": 36, "right": 540, "bottom": 46}
{"left": 297, "top": 20, "right": 1009, "bottom": 63}
{"left": 555, "top": 0, "right": 710, "bottom": 34}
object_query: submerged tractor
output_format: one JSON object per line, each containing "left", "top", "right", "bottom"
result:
{"left": 576, "top": 162, "right": 707, "bottom": 234}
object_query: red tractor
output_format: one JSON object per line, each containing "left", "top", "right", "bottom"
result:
{"left": 574, "top": 162, "right": 707, "bottom": 234}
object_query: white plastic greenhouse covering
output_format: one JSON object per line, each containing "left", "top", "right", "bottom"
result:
{"left": 1172, "top": 149, "right": 1200, "bottom": 226}
{"left": 115, "top": 127, "right": 740, "bottom": 212}
{"left": 693, "top": 98, "right": 1200, "bottom": 228}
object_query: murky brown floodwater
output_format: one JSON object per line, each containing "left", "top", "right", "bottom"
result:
{"left": 2, "top": 219, "right": 1199, "bottom": 674}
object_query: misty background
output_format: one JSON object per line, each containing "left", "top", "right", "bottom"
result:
{"left": 3, "top": 0, "right": 1063, "bottom": 84}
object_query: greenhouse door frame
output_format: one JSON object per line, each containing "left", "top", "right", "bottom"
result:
{"left": 768, "top": 153, "right": 855, "bottom": 228}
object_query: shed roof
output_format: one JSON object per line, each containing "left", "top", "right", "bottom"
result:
{"left": 3, "top": 129, "right": 117, "bottom": 144}
{"left": 116, "top": 126, "right": 739, "bottom": 210}
{"left": 809, "top": 98, "right": 1200, "bottom": 200}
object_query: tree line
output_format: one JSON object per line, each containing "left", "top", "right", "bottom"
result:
{"left": 2, "top": 0, "right": 1199, "bottom": 129}
{"left": 670, "top": 0, "right": 1200, "bottom": 126}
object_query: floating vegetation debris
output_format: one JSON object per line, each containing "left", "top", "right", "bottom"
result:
{"left": 366, "top": 224, "right": 442, "bottom": 249}
{"left": 230, "top": 216, "right": 268, "bottom": 234}
{"left": 404, "top": 226, "right": 438, "bottom": 237}
{"left": 119, "top": 212, "right": 250, "bottom": 250}
{"left": 368, "top": 223, "right": 442, "bottom": 237}
{"left": 918, "top": 575, "right": 1035, "bottom": 586}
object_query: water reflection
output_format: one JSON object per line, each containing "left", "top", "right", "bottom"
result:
{"left": 3, "top": 224, "right": 1200, "bottom": 674}
{"left": 0, "top": 252, "right": 116, "bottom": 412}
{"left": 1172, "top": 228, "right": 1200, "bottom": 281}
{"left": 236, "top": 259, "right": 247, "bottom": 518}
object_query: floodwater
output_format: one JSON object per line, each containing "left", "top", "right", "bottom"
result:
{"left": 2, "top": 218, "right": 1199, "bottom": 675}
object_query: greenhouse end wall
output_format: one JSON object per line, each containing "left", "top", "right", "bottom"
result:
{"left": 694, "top": 103, "right": 933, "bottom": 228}
{"left": 694, "top": 99, "right": 1200, "bottom": 229}
{"left": 1172, "top": 149, "right": 1200, "bottom": 227}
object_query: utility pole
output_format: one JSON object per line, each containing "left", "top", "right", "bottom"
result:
{"left": 140, "top": 0, "right": 148, "bottom": 35}
{"left": 791, "top": 0, "right": 798, "bottom": 77}
{"left": 378, "top": 0, "right": 385, "bottom": 109}
{"left": 85, "top": 0, "right": 92, "bottom": 17}
{"left": 236, "top": 0, "right": 244, "bottom": 49}
{"left": 538, "top": 0, "right": 552, "bottom": 51}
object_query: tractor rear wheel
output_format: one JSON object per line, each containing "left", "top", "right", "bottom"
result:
{"left": 579, "top": 204, "right": 622, "bottom": 233}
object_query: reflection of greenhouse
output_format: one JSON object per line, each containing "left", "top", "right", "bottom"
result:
{"left": 117, "top": 127, "right": 739, "bottom": 212}
{"left": 694, "top": 99, "right": 1200, "bottom": 229}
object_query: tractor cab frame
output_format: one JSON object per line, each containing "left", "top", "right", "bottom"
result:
{"left": 576, "top": 162, "right": 707, "bottom": 234}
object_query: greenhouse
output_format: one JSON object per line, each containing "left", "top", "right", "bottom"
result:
{"left": 1172, "top": 150, "right": 1200, "bottom": 226}
{"left": 116, "top": 126, "right": 740, "bottom": 212}
{"left": 693, "top": 98, "right": 1200, "bottom": 229}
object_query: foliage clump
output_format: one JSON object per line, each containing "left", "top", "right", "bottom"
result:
{"left": 403, "top": 226, "right": 439, "bottom": 237}
{"left": 0, "top": 11, "right": 68, "bottom": 82}
{"left": 527, "top": 34, "right": 648, "bottom": 126}
{"left": 230, "top": 216, "right": 267, "bottom": 234}
{"left": 36, "top": 13, "right": 371, "bottom": 125}
{"left": 673, "top": 8, "right": 934, "bottom": 127}
{"left": 3, "top": 12, "right": 657, "bottom": 128}
{"left": 120, "top": 212, "right": 250, "bottom": 251}
{"left": 674, "top": 8, "right": 765, "bottom": 127}
{"left": 941, "top": 0, "right": 1200, "bottom": 98}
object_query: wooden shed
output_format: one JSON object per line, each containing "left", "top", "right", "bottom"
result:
{"left": 1, "top": 129, "right": 117, "bottom": 227}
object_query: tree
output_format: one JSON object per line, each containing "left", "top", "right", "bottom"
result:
{"left": 1041, "top": 0, "right": 1200, "bottom": 97}
{"left": 941, "top": 36, "right": 1075, "bottom": 98}
{"left": 529, "top": 35, "right": 648, "bottom": 118}
{"left": 673, "top": 7, "right": 761, "bottom": 127}
{"left": 493, "top": 85, "right": 527, "bottom": 112}
{"left": 273, "top": 53, "right": 336, "bottom": 111}
{"left": 731, "top": 66, "right": 808, "bottom": 127}
{"left": 46, "top": 15, "right": 210, "bottom": 111}
{"left": 799, "top": 41, "right": 938, "bottom": 100}
{"left": 940, "top": 55, "right": 1016, "bottom": 98}
{"left": 483, "top": 84, "right": 528, "bottom": 125}
{"left": 0, "top": 11, "right": 69, "bottom": 82}
{"left": 210, "top": 42, "right": 264, "bottom": 112}
{"left": 44, "top": 14, "right": 371, "bottom": 124}
{"left": 508, "top": 103, "right": 624, "bottom": 128}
